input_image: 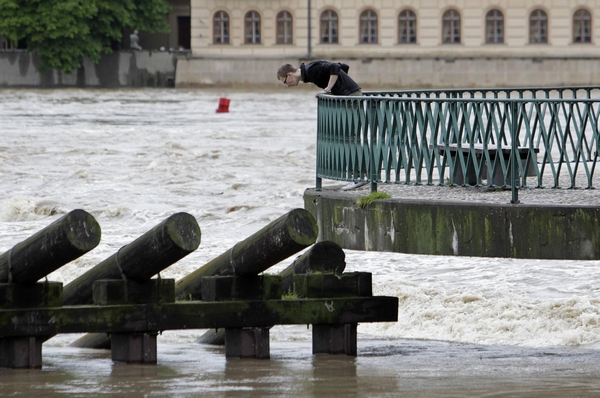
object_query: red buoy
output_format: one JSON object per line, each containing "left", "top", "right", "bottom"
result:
{"left": 216, "top": 97, "right": 230, "bottom": 113}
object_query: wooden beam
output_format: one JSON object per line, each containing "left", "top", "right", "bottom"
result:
{"left": 63, "top": 212, "right": 200, "bottom": 305}
{"left": 0, "top": 209, "right": 100, "bottom": 285}
{"left": 175, "top": 208, "right": 318, "bottom": 300}
{"left": 0, "top": 296, "right": 398, "bottom": 336}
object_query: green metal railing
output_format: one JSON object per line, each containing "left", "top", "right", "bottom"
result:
{"left": 315, "top": 86, "right": 600, "bottom": 203}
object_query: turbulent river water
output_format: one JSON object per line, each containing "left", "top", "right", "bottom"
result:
{"left": 1, "top": 88, "right": 600, "bottom": 397}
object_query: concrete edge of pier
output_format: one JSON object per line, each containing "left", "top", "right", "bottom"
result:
{"left": 303, "top": 185, "right": 600, "bottom": 260}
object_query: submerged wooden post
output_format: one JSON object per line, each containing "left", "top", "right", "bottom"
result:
{"left": 73, "top": 210, "right": 314, "bottom": 351}
{"left": 69, "top": 332, "right": 111, "bottom": 349}
{"left": 63, "top": 212, "right": 200, "bottom": 305}
{"left": 312, "top": 324, "right": 358, "bottom": 356}
{"left": 111, "top": 333, "right": 158, "bottom": 364}
{"left": 225, "top": 328, "right": 270, "bottom": 359}
{"left": 0, "top": 209, "right": 101, "bottom": 285}
{"left": 198, "top": 241, "right": 346, "bottom": 346}
{"left": 176, "top": 208, "right": 317, "bottom": 300}
{"left": 0, "top": 209, "right": 99, "bottom": 368}
{"left": 66, "top": 212, "right": 199, "bottom": 356}
{"left": 0, "top": 337, "right": 43, "bottom": 369}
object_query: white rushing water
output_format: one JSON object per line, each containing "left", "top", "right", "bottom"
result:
{"left": 1, "top": 87, "right": 600, "bottom": 351}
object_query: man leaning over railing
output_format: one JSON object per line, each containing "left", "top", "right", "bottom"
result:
{"left": 277, "top": 60, "right": 366, "bottom": 190}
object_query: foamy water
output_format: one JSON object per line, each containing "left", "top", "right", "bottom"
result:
{"left": 1, "top": 87, "right": 600, "bottom": 352}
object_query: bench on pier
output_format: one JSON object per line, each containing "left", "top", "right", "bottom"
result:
{"left": 435, "top": 143, "right": 539, "bottom": 186}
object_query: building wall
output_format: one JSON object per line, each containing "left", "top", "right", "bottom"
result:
{"left": 180, "top": 0, "right": 600, "bottom": 88}
{"left": 190, "top": 0, "right": 600, "bottom": 58}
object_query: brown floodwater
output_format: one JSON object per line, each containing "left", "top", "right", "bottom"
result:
{"left": 1, "top": 332, "right": 600, "bottom": 397}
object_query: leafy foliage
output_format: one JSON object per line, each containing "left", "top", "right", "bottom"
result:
{"left": 0, "top": 0, "right": 171, "bottom": 73}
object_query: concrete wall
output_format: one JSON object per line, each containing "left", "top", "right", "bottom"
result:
{"left": 176, "top": 56, "right": 600, "bottom": 88}
{"left": 303, "top": 188, "right": 600, "bottom": 260}
{"left": 0, "top": 51, "right": 180, "bottom": 88}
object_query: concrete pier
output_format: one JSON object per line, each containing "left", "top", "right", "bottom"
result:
{"left": 304, "top": 184, "right": 600, "bottom": 260}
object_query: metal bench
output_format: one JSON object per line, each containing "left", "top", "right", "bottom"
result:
{"left": 436, "top": 143, "right": 540, "bottom": 186}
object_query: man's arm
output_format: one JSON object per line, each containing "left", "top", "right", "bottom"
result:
{"left": 322, "top": 74, "right": 339, "bottom": 93}
{"left": 318, "top": 62, "right": 341, "bottom": 95}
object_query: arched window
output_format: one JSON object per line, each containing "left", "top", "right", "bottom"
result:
{"left": 245, "top": 11, "right": 261, "bottom": 44}
{"left": 320, "top": 10, "right": 338, "bottom": 44}
{"left": 213, "top": 11, "right": 230, "bottom": 44}
{"left": 276, "top": 11, "right": 293, "bottom": 44}
{"left": 485, "top": 9, "right": 504, "bottom": 43}
{"left": 360, "top": 9, "right": 378, "bottom": 44}
{"left": 529, "top": 9, "right": 548, "bottom": 43}
{"left": 573, "top": 9, "right": 591, "bottom": 43}
{"left": 398, "top": 9, "right": 417, "bottom": 44}
{"left": 442, "top": 9, "right": 461, "bottom": 44}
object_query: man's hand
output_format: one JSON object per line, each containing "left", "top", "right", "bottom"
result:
{"left": 316, "top": 88, "right": 332, "bottom": 98}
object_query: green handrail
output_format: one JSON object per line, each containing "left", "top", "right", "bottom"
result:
{"left": 315, "top": 86, "right": 600, "bottom": 202}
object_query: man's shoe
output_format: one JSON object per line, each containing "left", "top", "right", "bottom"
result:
{"left": 341, "top": 181, "right": 369, "bottom": 191}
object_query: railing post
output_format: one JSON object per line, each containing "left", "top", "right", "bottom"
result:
{"left": 316, "top": 97, "right": 322, "bottom": 191}
{"left": 368, "top": 99, "right": 378, "bottom": 193}
{"left": 510, "top": 101, "right": 520, "bottom": 204}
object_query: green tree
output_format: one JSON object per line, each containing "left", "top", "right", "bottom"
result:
{"left": 0, "top": 0, "right": 171, "bottom": 73}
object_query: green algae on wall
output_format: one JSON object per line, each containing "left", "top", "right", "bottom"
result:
{"left": 304, "top": 188, "right": 600, "bottom": 260}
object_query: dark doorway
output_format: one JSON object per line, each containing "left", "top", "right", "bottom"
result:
{"left": 178, "top": 16, "right": 191, "bottom": 49}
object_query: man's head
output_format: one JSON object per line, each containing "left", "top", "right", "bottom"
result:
{"left": 277, "top": 64, "right": 300, "bottom": 87}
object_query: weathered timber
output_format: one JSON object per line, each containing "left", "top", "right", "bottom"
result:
{"left": 0, "top": 297, "right": 399, "bottom": 336}
{"left": 280, "top": 241, "right": 346, "bottom": 294}
{"left": 312, "top": 324, "right": 357, "bottom": 356}
{"left": 69, "top": 279, "right": 177, "bottom": 349}
{"left": 0, "top": 337, "right": 43, "bottom": 368}
{"left": 73, "top": 209, "right": 316, "bottom": 349}
{"left": 92, "top": 279, "right": 175, "bottom": 305}
{"left": 63, "top": 212, "right": 200, "bottom": 305}
{"left": 70, "top": 333, "right": 112, "bottom": 349}
{"left": 200, "top": 275, "right": 282, "bottom": 302}
{"left": 176, "top": 208, "right": 317, "bottom": 300}
{"left": 0, "top": 282, "right": 63, "bottom": 308}
{"left": 111, "top": 333, "right": 158, "bottom": 364}
{"left": 225, "top": 327, "right": 270, "bottom": 359}
{"left": 294, "top": 272, "right": 372, "bottom": 298}
{"left": 197, "top": 241, "right": 344, "bottom": 345}
{"left": 0, "top": 209, "right": 101, "bottom": 285}
{"left": 197, "top": 329, "right": 226, "bottom": 345}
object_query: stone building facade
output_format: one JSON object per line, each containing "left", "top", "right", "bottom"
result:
{"left": 177, "top": 1, "right": 600, "bottom": 88}
{"left": 190, "top": 0, "right": 599, "bottom": 58}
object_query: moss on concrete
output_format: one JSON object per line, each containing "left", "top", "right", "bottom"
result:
{"left": 304, "top": 188, "right": 600, "bottom": 260}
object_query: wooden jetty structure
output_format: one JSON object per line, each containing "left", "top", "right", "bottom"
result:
{"left": 0, "top": 208, "right": 398, "bottom": 369}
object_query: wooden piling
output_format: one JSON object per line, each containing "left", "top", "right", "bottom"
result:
{"left": 73, "top": 209, "right": 318, "bottom": 348}
{"left": 72, "top": 209, "right": 316, "bottom": 350}
{"left": 111, "top": 333, "right": 158, "bottom": 364}
{"left": 225, "top": 327, "right": 270, "bottom": 359}
{"left": 70, "top": 332, "right": 111, "bottom": 349}
{"left": 0, "top": 337, "right": 43, "bottom": 368}
{"left": 176, "top": 208, "right": 317, "bottom": 301}
{"left": 0, "top": 209, "right": 101, "bottom": 285}
{"left": 280, "top": 240, "right": 346, "bottom": 294}
{"left": 63, "top": 212, "right": 200, "bottom": 305}
{"left": 312, "top": 324, "right": 358, "bottom": 356}
{"left": 197, "top": 240, "right": 346, "bottom": 345}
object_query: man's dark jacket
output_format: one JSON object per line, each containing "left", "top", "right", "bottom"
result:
{"left": 300, "top": 60, "right": 361, "bottom": 95}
